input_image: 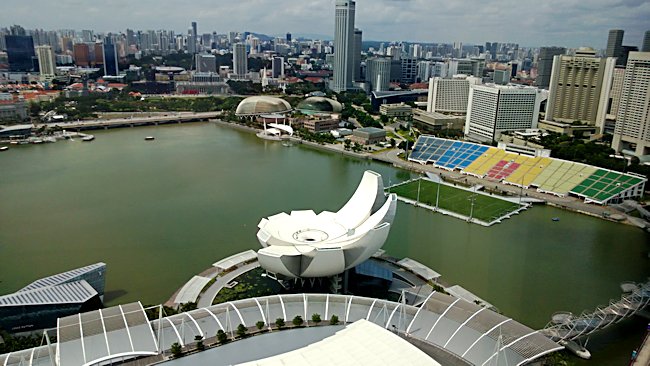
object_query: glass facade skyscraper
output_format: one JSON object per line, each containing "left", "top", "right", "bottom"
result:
{"left": 5, "top": 35, "right": 36, "bottom": 72}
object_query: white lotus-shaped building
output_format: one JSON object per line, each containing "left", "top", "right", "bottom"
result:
{"left": 256, "top": 171, "right": 397, "bottom": 278}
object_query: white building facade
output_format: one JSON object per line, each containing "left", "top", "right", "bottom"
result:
{"left": 332, "top": 0, "right": 355, "bottom": 92}
{"left": 427, "top": 75, "right": 481, "bottom": 114}
{"left": 612, "top": 52, "right": 650, "bottom": 157}
{"left": 465, "top": 84, "right": 547, "bottom": 143}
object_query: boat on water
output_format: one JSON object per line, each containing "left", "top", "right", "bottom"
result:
{"left": 81, "top": 135, "right": 95, "bottom": 142}
{"left": 0, "top": 146, "right": 8, "bottom": 151}
{"left": 145, "top": 136, "right": 155, "bottom": 141}
{"left": 552, "top": 217, "right": 560, "bottom": 222}
{"left": 558, "top": 339, "right": 591, "bottom": 359}
{"left": 32, "top": 139, "right": 43, "bottom": 144}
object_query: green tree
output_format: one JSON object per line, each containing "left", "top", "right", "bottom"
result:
{"left": 344, "top": 139, "right": 351, "bottom": 150}
{"left": 236, "top": 324, "right": 248, "bottom": 338}
{"left": 179, "top": 302, "right": 197, "bottom": 312}
{"left": 216, "top": 329, "right": 228, "bottom": 344}
{"left": 256, "top": 321, "right": 265, "bottom": 330}
{"left": 311, "top": 313, "right": 321, "bottom": 324}
{"left": 330, "top": 314, "right": 339, "bottom": 325}
{"left": 170, "top": 342, "right": 182, "bottom": 358}
{"left": 275, "top": 318, "right": 286, "bottom": 329}
{"left": 194, "top": 335, "right": 204, "bottom": 351}
{"left": 292, "top": 315, "right": 304, "bottom": 327}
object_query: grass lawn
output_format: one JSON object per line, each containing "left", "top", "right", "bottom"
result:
{"left": 389, "top": 179, "right": 522, "bottom": 222}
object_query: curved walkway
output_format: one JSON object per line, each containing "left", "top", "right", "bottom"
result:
{"left": 197, "top": 262, "right": 260, "bottom": 308}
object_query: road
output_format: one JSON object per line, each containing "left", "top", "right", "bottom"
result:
{"left": 197, "top": 262, "right": 260, "bottom": 308}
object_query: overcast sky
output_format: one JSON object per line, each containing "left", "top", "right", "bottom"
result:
{"left": 1, "top": 0, "right": 648, "bottom": 48}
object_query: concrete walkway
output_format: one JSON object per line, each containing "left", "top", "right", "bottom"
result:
{"left": 197, "top": 262, "right": 260, "bottom": 308}
{"left": 632, "top": 326, "right": 650, "bottom": 365}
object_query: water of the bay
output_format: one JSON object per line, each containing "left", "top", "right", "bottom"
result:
{"left": 0, "top": 123, "right": 647, "bottom": 364}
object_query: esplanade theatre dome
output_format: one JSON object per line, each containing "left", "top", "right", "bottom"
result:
{"left": 235, "top": 96, "right": 292, "bottom": 116}
{"left": 297, "top": 97, "right": 343, "bottom": 115}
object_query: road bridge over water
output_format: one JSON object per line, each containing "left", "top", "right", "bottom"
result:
{"left": 45, "top": 111, "right": 223, "bottom": 131}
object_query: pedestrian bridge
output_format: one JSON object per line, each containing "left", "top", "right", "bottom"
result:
{"left": 541, "top": 281, "right": 650, "bottom": 341}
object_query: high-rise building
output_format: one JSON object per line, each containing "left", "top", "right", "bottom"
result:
{"left": 400, "top": 57, "right": 417, "bottom": 84}
{"left": 332, "top": 0, "right": 355, "bottom": 92}
{"left": 94, "top": 42, "right": 104, "bottom": 66}
{"left": 465, "top": 84, "right": 546, "bottom": 143}
{"left": 366, "top": 57, "right": 391, "bottom": 91}
{"left": 286, "top": 32, "right": 292, "bottom": 43}
{"left": 272, "top": 56, "right": 284, "bottom": 78}
{"left": 427, "top": 75, "right": 482, "bottom": 114}
{"left": 187, "top": 22, "right": 198, "bottom": 54}
{"left": 196, "top": 53, "right": 217, "bottom": 73}
{"left": 35, "top": 45, "right": 55, "bottom": 80}
{"left": 5, "top": 35, "right": 36, "bottom": 72}
{"left": 417, "top": 61, "right": 432, "bottom": 83}
{"left": 606, "top": 29, "right": 625, "bottom": 66}
{"left": 643, "top": 31, "right": 650, "bottom": 52}
{"left": 546, "top": 47, "right": 615, "bottom": 131}
{"left": 353, "top": 28, "right": 362, "bottom": 81}
{"left": 535, "top": 47, "right": 565, "bottom": 89}
{"left": 73, "top": 43, "right": 90, "bottom": 66}
{"left": 233, "top": 43, "right": 248, "bottom": 76}
{"left": 102, "top": 42, "right": 119, "bottom": 76}
{"left": 612, "top": 52, "right": 650, "bottom": 156}
{"left": 608, "top": 67, "right": 626, "bottom": 118}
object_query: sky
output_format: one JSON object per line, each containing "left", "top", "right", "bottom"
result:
{"left": 1, "top": 0, "right": 649, "bottom": 48}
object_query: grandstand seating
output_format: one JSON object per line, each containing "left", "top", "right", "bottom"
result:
{"left": 462, "top": 148, "right": 508, "bottom": 178}
{"left": 571, "top": 170, "right": 645, "bottom": 203}
{"left": 503, "top": 157, "right": 552, "bottom": 188}
{"left": 531, "top": 160, "right": 597, "bottom": 196}
{"left": 410, "top": 135, "right": 647, "bottom": 203}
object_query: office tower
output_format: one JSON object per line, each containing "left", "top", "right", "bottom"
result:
{"left": 196, "top": 53, "right": 217, "bottom": 73}
{"left": 453, "top": 42, "right": 463, "bottom": 58}
{"left": 102, "top": 42, "right": 119, "bottom": 76}
{"left": 332, "top": 0, "right": 355, "bottom": 92}
{"left": 493, "top": 69, "right": 510, "bottom": 85}
{"left": 73, "top": 43, "right": 90, "bottom": 66}
{"left": 546, "top": 47, "right": 615, "bottom": 131}
{"left": 536, "top": 46, "right": 565, "bottom": 89}
{"left": 643, "top": 31, "right": 650, "bottom": 52}
{"left": 411, "top": 44, "right": 422, "bottom": 59}
{"left": 233, "top": 43, "right": 248, "bottom": 76}
{"left": 620, "top": 45, "right": 638, "bottom": 67}
{"left": 286, "top": 33, "right": 292, "bottom": 43}
{"left": 35, "top": 45, "right": 55, "bottom": 80}
{"left": 606, "top": 29, "right": 625, "bottom": 66}
{"left": 272, "top": 56, "right": 284, "bottom": 78}
{"left": 465, "top": 84, "right": 546, "bottom": 143}
{"left": 94, "top": 42, "right": 104, "bottom": 66}
{"left": 187, "top": 21, "right": 198, "bottom": 54}
{"left": 432, "top": 62, "right": 449, "bottom": 78}
{"left": 612, "top": 52, "right": 650, "bottom": 156}
{"left": 427, "top": 75, "right": 482, "bottom": 114}
{"left": 366, "top": 57, "right": 390, "bottom": 91}
{"left": 353, "top": 28, "right": 362, "bottom": 81}
{"left": 608, "top": 67, "right": 626, "bottom": 118}
{"left": 400, "top": 57, "right": 417, "bottom": 83}
{"left": 417, "top": 61, "right": 432, "bottom": 82}
{"left": 5, "top": 35, "right": 36, "bottom": 72}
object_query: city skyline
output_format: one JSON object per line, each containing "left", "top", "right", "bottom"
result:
{"left": 0, "top": 0, "right": 648, "bottom": 48}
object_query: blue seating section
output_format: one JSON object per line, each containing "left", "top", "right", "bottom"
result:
{"left": 409, "top": 136, "right": 489, "bottom": 170}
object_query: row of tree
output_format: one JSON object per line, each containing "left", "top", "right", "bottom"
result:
{"left": 170, "top": 313, "right": 340, "bottom": 358}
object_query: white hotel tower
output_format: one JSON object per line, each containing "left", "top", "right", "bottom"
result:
{"left": 332, "top": 0, "right": 355, "bottom": 92}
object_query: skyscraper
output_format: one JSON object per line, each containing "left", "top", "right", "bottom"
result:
{"left": 188, "top": 22, "right": 198, "bottom": 54}
{"left": 643, "top": 31, "right": 650, "bottom": 52}
{"left": 427, "top": 75, "right": 482, "bottom": 114}
{"left": 465, "top": 84, "right": 546, "bottom": 143}
{"left": 332, "top": 0, "right": 355, "bottom": 92}
{"left": 35, "top": 45, "right": 55, "bottom": 80}
{"left": 286, "top": 33, "right": 292, "bottom": 43}
{"left": 73, "top": 43, "right": 90, "bottom": 67}
{"left": 365, "top": 57, "right": 390, "bottom": 91}
{"left": 353, "top": 28, "right": 362, "bottom": 81}
{"left": 233, "top": 43, "right": 248, "bottom": 76}
{"left": 272, "top": 56, "right": 284, "bottom": 78}
{"left": 5, "top": 35, "right": 36, "bottom": 72}
{"left": 546, "top": 47, "right": 615, "bottom": 131}
{"left": 612, "top": 52, "right": 650, "bottom": 156}
{"left": 102, "top": 42, "right": 119, "bottom": 76}
{"left": 606, "top": 29, "right": 625, "bottom": 66}
{"left": 535, "top": 47, "right": 565, "bottom": 89}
